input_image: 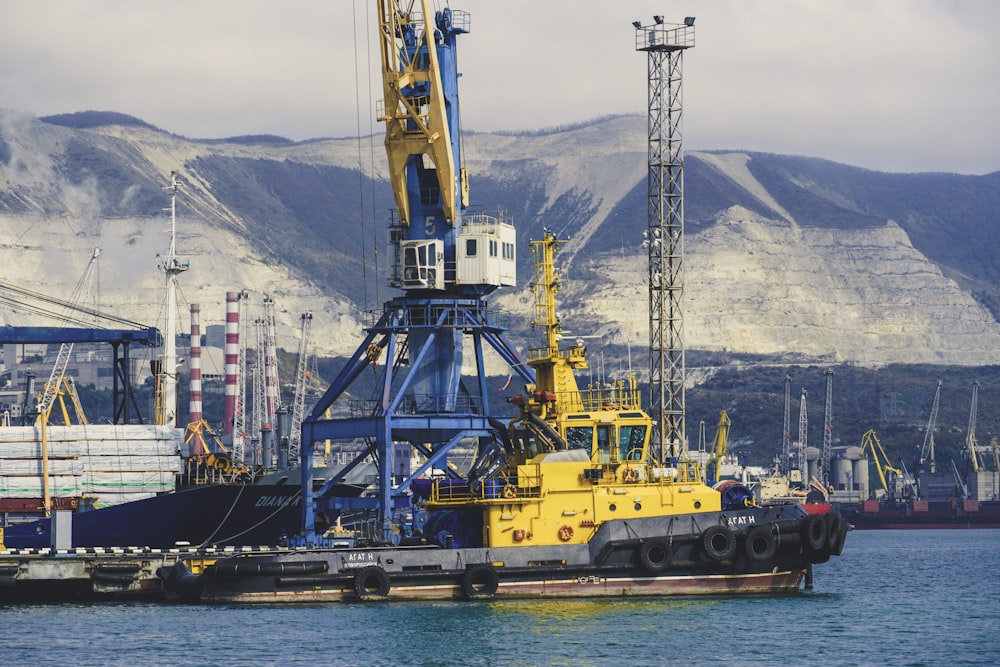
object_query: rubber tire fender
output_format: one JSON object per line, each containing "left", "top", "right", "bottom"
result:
{"left": 744, "top": 525, "right": 778, "bottom": 562}
{"left": 461, "top": 564, "right": 499, "bottom": 599}
{"left": 825, "top": 513, "right": 846, "bottom": 554}
{"left": 801, "top": 514, "right": 828, "bottom": 553}
{"left": 830, "top": 514, "right": 849, "bottom": 556}
{"left": 175, "top": 573, "right": 205, "bottom": 603}
{"left": 354, "top": 566, "right": 391, "bottom": 601}
{"left": 639, "top": 538, "right": 673, "bottom": 573}
{"left": 702, "top": 525, "right": 737, "bottom": 562}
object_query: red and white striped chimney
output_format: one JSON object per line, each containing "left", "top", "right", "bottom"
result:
{"left": 188, "top": 303, "right": 206, "bottom": 455}
{"left": 223, "top": 291, "right": 240, "bottom": 436}
{"left": 263, "top": 295, "right": 279, "bottom": 428}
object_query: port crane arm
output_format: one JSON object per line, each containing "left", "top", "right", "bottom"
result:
{"left": 918, "top": 381, "right": 941, "bottom": 473}
{"left": 965, "top": 382, "right": 982, "bottom": 472}
{"left": 378, "top": 0, "right": 464, "bottom": 226}
{"left": 860, "top": 429, "right": 903, "bottom": 496}
{"left": 705, "top": 410, "right": 730, "bottom": 484}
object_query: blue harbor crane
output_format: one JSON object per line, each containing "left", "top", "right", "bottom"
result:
{"left": 298, "top": 1, "right": 532, "bottom": 544}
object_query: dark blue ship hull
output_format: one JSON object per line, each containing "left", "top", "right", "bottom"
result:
{"left": 3, "top": 483, "right": 306, "bottom": 550}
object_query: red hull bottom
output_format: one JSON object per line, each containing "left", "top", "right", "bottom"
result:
{"left": 199, "top": 569, "right": 806, "bottom": 604}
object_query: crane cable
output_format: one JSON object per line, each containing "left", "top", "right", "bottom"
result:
{"left": 353, "top": 0, "right": 369, "bottom": 311}
{"left": 353, "top": 0, "right": 382, "bottom": 311}
{"left": 0, "top": 279, "right": 153, "bottom": 331}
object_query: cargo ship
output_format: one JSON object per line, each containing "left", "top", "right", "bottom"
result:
{"left": 839, "top": 498, "right": 1000, "bottom": 529}
{"left": 837, "top": 466, "right": 1000, "bottom": 529}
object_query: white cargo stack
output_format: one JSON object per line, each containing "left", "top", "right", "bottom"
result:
{"left": 0, "top": 424, "right": 183, "bottom": 506}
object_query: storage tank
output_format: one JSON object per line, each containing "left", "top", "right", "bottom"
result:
{"left": 852, "top": 457, "right": 869, "bottom": 492}
{"left": 805, "top": 447, "right": 821, "bottom": 483}
{"left": 831, "top": 453, "right": 853, "bottom": 490}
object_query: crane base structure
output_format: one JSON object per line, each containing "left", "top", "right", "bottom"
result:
{"left": 298, "top": 296, "right": 533, "bottom": 544}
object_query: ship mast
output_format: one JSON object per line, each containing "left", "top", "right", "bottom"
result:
{"left": 155, "top": 171, "right": 188, "bottom": 426}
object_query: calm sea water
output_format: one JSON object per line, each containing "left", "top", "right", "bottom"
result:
{"left": 1, "top": 529, "right": 997, "bottom": 667}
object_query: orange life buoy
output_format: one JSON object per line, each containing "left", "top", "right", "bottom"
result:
{"left": 502, "top": 484, "right": 518, "bottom": 499}
{"left": 622, "top": 468, "right": 639, "bottom": 483}
{"left": 558, "top": 525, "right": 574, "bottom": 542}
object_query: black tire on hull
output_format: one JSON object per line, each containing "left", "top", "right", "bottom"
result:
{"left": 744, "top": 525, "right": 778, "bottom": 562}
{"left": 702, "top": 525, "right": 737, "bottom": 562}
{"left": 801, "top": 514, "right": 828, "bottom": 553}
{"left": 175, "top": 573, "right": 205, "bottom": 602}
{"left": 829, "top": 514, "right": 849, "bottom": 556}
{"left": 354, "top": 566, "right": 390, "bottom": 601}
{"left": 461, "top": 564, "right": 499, "bottom": 599}
{"left": 825, "top": 513, "right": 847, "bottom": 554}
{"left": 639, "top": 538, "right": 673, "bottom": 573}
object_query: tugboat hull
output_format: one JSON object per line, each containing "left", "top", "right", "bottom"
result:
{"left": 165, "top": 505, "right": 841, "bottom": 603}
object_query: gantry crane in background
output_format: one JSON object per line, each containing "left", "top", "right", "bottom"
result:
{"left": 918, "top": 381, "right": 942, "bottom": 475}
{"left": 796, "top": 389, "right": 808, "bottom": 485}
{"left": 781, "top": 374, "right": 792, "bottom": 475}
{"left": 820, "top": 369, "right": 834, "bottom": 488}
{"left": 288, "top": 312, "right": 313, "bottom": 465}
{"left": 965, "top": 381, "right": 982, "bottom": 473}
{"left": 704, "top": 410, "right": 731, "bottom": 484}
{"left": 860, "top": 429, "right": 906, "bottom": 499}
{"left": 34, "top": 248, "right": 101, "bottom": 426}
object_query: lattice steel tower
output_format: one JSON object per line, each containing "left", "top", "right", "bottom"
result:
{"left": 634, "top": 16, "right": 695, "bottom": 461}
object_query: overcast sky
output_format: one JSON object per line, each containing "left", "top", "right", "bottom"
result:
{"left": 2, "top": 1, "right": 998, "bottom": 175}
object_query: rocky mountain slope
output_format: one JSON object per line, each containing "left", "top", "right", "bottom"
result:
{"left": 2, "top": 110, "right": 999, "bottom": 367}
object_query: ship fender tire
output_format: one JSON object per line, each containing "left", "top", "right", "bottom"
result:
{"left": 461, "top": 564, "right": 499, "bottom": 599}
{"left": 829, "top": 514, "right": 849, "bottom": 557}
{"left": 702, "top": 525, "right": 737, "bottom": 562}
{"left": 353, "top": 566, "right": 390, "bottom": 601}
{"left": 744, "top": 525, "right": 778, "bottom": 562}
{"left": 825, "top": 513, "right": 846, "bottom": 554}
{"left": 175, "top": 573, "right": 205, "bottom": 603}
{"left": 801, "top": 514, "right": 828, "bottom": 553}
{"left": 639, "top": 538, "right": 673, "bottom": 573}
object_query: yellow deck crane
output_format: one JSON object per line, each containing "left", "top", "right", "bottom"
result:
{"left": 704, "top": 410, "right": 731, "bottom": 484}
{"left": 965, "top": 381, "right": 983, "bottom": 472}
{"left": 918, "top": 381, "right": 941, "bottom": 474}
{"left": 860, "top": 429, "right": 903, "bottom": 498}
{"left": 36, "top": 248, "right": 101, "bottom": 515}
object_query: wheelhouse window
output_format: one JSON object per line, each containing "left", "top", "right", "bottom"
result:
{"left": 565, "top": 426, "right": 593, "bottom": 452}
{"left": 597, "top": 425, "right": 612, "bottom": 461}
{"left": 619, "top": 424, "right": 647, "bottom": 461}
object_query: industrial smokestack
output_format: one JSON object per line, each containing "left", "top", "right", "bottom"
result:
{"left": 187, "top": 303, "right": 205, "bottom": 455}
{"left": 223, "top": 291, "right": 240, "bottom": 436}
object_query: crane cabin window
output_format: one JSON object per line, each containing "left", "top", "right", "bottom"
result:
{"left": 465, "top": 239, "right": 477, "bottom": 257}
